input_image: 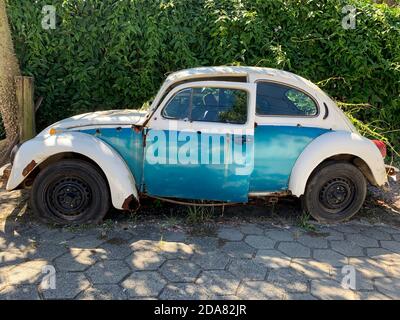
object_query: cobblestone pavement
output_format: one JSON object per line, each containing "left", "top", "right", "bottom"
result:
{"left": 1, "top": 188, "right": 400, "bottom": 300}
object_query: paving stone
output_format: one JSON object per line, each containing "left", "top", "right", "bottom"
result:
{"left": 297, "top": 234, "right": 328, "bottom": 249}
{"left": 160, "top": 260, "right": 201, "bottom": 282}
{"left": 313, "top": 249, "right": 348, "bottom": 267}
{"left": 218, "top": 227, "right": 244, "bottom": 241}
{"left": 160, "top": 230, "right": 187, "bottom": 242}
{"left": 85, "top": 260, "right": 130, "bottom": 284}
{"left": 332, "top": 224, "right": 368, "bottom": 234}
{"left": 188, "top": 237, "right": 219, "bottom": 253}
{"left": 330, "top": 240, "right": 364, "bottom": 257}
{"left": 361, "top": 228, "right": 392, "bottom": 241}
{"left": 358, "top": 291, "right": 391, "bottom": 300}
{"left": 39, "top": 229, "right": 76, "bottom": 244}
{"left": 3, "top": 260, "right": 49, "bottom": 285}
{"left": 267, "top": 268, "right": 308, "bottom": 293}
{"left": 95, "top": 242, "right": 132, "bottom": 260}
{"left": 0, "top": 285, "right": 40, "bottom": 300}
{"left": 239, "top": 224, "right": 264, "bottom": 235}
{"left": 130, "top": 225, "right": 163, "bottom": 239}
{"left": 76, "top": 284, "right": 128, "bottom": 300}
{"left": 377, "top": 226, "right": 400, "bottom": 235}
{"left": 121, "top": 271, "right": 166, "bottom": 298}
{"left": 159, "top": 283, "right": 210, "bottom": 300}
{"left": 103, "top": 230, "right": 134, "bottom": 241}
{"left": 254, "top": 249, "right": 291, "bottom": 269}
{"left": 380, "top": 241, "right": 400, "bottom": 254}
{"left": 196, "top": 271, "right": 240, "bottom": 296}
{"left": 129, "top": 239, "right": 159, "bottom": 251}
{"left": 158, "top": 241, "right": 194, "bottom": 259}
{"left": 41, "top": 272, "right": 90, "bottom": 299}
{"left": 39, "top": 243, "right": 72, "bottom": 262}
{"left": 191, "top": 251, "right": 230, "bottom": 270}
{"left": 366, "top": 248, "right": 400, "bottom": 266}
{"left": 311, "top": 278, "right": 359, "bottom": 300}
{"left": 228, "top": 259, "right": 268, "bottom": 280}
{"left": 0, "top": 248, "right": 32, "bottom": 264}
{"left": 374, "top": 277, "right": 400, "bottom": 299}
{"left": 2, "top": 186, "right": 399, "bottom": 301}
{"left": 346, "top": 234, "right": 379, "bottom": 248}
{"left": 265, "top": 229, "right": 294, "bottom": 241}
{"left": 221, "top": 242, "right": 256, "bottom": 259}
{"left": 290, "top": 258, "right": 336, "bottom": 279}
{"left": 244, "top": 235, "right": 275, "bottom": 249}
{"left": 236, "top": 281, "right": 287, "bottom": 300}
{"left": 277, "top": 242, "right": 311, "bottom": 258}
{"left": 125, "top": 250, "right": 166, "bottom": 271}
{"left": 348, "top": 257, "right": 392, "bottom": 279}
{"left": 322, "top": 229, "right": 345, "bottom": 241}
{"left": 55, "top": 248, "right": 99, "bottom": 272}
{"left": 66, "top": 234, "right": 106, "bottom": 249}
{"left": 286, "top": 293, "right": 318, "bottom": 300}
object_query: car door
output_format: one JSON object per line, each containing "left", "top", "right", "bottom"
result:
{"left": 144, "top": 81, "right": 256, "bottom": 202}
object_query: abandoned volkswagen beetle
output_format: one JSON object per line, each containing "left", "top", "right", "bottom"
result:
{"left": 5, "top": 66, "right": 391, "bottom": 225}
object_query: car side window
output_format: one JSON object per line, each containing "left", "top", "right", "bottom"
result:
{"left": 162, "top": 87, "right": 248, "bottom": 124}
{"left": 191, "top": 87, "right": 248, "bottom": 124}
{"left": 162, "top": 88, "right": 191, "bottom": 120}
{"left": 256, "top": 82, "right": 318, "bottom": 116}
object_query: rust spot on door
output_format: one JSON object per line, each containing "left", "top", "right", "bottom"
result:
{"left": 22, "top": 160, "right": 37, "bottom": 177}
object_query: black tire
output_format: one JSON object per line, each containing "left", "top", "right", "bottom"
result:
{"left": 303, "top": 162, "right": 367, "bottom": 223}
{"left": 30, "top": 159, "right": 110, "bottom": 225}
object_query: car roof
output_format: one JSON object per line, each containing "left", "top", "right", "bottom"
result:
{"left": 165, "top": 66, "right": 318, "bottom": 90}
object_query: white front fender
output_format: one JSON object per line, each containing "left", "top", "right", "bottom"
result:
{"left": 289, "top": 131, "right": 387, "bottom": 197}
{"left": 6, "top": 132, "right": 139, "bottom": 210}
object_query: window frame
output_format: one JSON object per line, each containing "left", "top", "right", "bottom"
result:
{"left": 161, "top": 86, "right": 250, "bottom": 125}
{"left": 161, "top": 88, "right": 193, "bottom": 120}
{"left": 255, "top": 80, "right": 320, "bottom": 118}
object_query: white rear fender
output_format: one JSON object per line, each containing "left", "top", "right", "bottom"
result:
{"left": 6, "top": 132, "right": 139, "bottom": 210}
{"left": 289, "top": 131, "right": 387, "bottom": 197}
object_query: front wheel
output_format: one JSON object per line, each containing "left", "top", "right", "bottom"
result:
{"left": 30, "top": 159, "right": 110, "bottom": 225}
{"left": 303, "top": 162, "right": 367, "bottom": 223}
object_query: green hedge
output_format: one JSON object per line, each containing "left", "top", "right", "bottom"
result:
{"left": 5, "top": 0, "right": 400, "bottom": 153}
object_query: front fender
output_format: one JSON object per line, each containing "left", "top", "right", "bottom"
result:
{"left": 288, "top": 131, "right": 387, "bottom": 197}
{"left": 6, "top": 132, "right": 139, "bottom": 210}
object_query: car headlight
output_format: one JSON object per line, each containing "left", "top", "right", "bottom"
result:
{"left": 10, "top": 143, "right": 21, "bottom": 165}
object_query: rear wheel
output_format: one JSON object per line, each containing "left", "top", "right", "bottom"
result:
{"left": 303, "top": 162, "right": 367, "bottom": 223}
{"left": 30, "top": 159, "right": 110, "bottom": 225}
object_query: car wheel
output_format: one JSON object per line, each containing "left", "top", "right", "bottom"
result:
{"left": 30, "top": 159, "right": 110, "bottom": 225}
{"left": 303, "top": 162, "right": 367, "bottom": 223}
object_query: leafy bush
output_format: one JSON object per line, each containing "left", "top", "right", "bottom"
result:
{"left": 5, "top": 0, "right": 400, "bottom": 153}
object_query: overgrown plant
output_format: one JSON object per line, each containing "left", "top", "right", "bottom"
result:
{"left": 4, "top": 0, "right": 400, "bottom": 154}
{"left": 298, "top": 211, "right": 317, "bottom": 232}
{"left": 186, "top": 204, "right": 215, "bottom": 224}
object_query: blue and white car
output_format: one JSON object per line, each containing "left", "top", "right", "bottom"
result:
{"left": 4, "top": 67, "right": 393, "bottom": 224}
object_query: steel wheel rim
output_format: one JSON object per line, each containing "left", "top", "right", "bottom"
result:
{"left": 46, "top": 177, "right": 92, "bottom": 220}
{"left": 319, "top": 177, "right": 355, "bottom": 213}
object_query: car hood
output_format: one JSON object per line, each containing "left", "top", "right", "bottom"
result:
{"left": 42, "top": 109, "right": 148, "bottom": 132}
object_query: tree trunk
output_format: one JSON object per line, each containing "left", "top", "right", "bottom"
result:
{"left": 0, "top": 0, "right": 20, "bottom": 166}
